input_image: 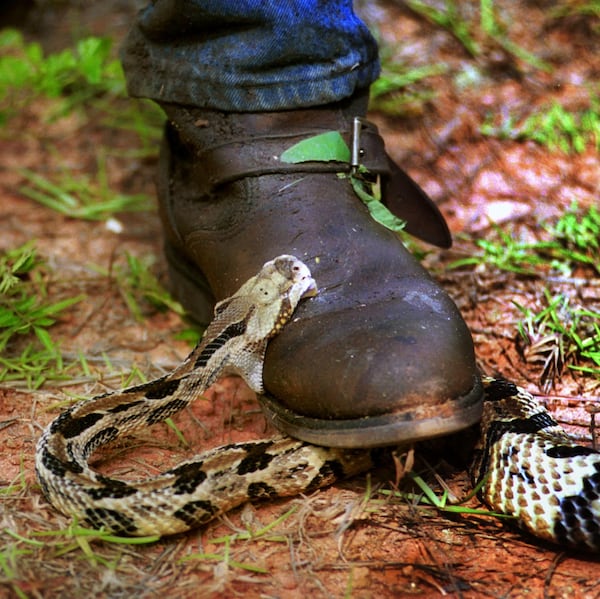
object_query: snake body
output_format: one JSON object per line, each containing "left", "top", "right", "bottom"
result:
{"left": 35, "top": 255, "right": 600, "bottom": 551}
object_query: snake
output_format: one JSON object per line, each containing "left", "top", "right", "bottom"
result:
{"left": 35, "top": 255, "right": 600, "bottom": 552}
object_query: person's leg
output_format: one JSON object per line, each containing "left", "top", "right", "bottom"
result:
{"left": 121, "top": 0, "right": 380, "bottom": 111}
{"left": 120, "top": 0, "right": 483, "bottom": 448}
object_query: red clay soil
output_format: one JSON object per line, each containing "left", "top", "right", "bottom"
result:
{"left": 1, "top": 1, "right": 600, "bottom": 597}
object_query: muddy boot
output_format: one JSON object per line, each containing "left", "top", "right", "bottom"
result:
{"left": 157, "top": 92, "right": 482, "bottom": 448}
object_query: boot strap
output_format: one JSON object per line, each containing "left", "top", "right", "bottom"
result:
{"left": 174, "top": 112, "right": 451, "bottom": 248}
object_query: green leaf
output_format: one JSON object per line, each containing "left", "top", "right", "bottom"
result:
{"left": 350, "top": 176, "right": 406, "bottom": 234}
{"left": 280, "top": 131, "right": 350, "bottom": 164}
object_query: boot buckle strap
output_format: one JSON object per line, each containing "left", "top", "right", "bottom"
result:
{"left": 173, "top": 114, "right": 452, "bottom": 248}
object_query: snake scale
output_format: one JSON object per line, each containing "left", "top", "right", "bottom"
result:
{"left": 35, "top": 255, "right": 600, "bottom": 551}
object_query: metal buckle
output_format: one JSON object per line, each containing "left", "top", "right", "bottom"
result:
{"left": 351, "top": 116, "right": 369, "bottom": 173}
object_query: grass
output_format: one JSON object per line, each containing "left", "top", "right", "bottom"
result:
{"left": 0, "top": 243, "right": 84, "bottom": 388}
{"left": 1, "top": 29, "right": 164, "bottom": 236}
{"left": 180, "top": 507, "right": 300, "bottom": 574}
{"left": 18, "top": 165, "right": 155, "bottom": 221}
{"left": 92, "top": 251, "right": 186, "bottom": 322}
{"left": 551, "top": 0, "right": 600, "bottom": 31}
{"left": 516, "top": 290, "right": 600, "bottom": 388}
{"left": 0, "top": 30, "right": 123, "bottom": 123}
{"left": 363, "top": 25, "right": 449, "bottom": 117}
{"left": 406, "top": 0, "right": 551, "bottom": 71}
{"left": 0, "top": 31, "right": 175, "bottom": 388}
{"left": 451, "top": 203, "right": 600, "bottom": 386}
{"left": 478, "top": 0, "right": 551, "bottom": 71}
{"left": 451, "top": 204, "right": 600, "bottom": 276}
{"left": 0, "top": 28, "right": 165, "bottom": 147}
{"left": 451, "top": 224, "right": 548, "bottom": 275}
{"left": 0, "top": 544, "right": 31, "bottom": 599}
{"left": 378, "top": 472, "right": 512, "bottom": 521}
{"left": 31, "top": 524, "right": 160, "bottom": 552}
{"left": 1, "top": 519, "right": 160, "bottom": 598}
{"left": 406, "top": 0, "right": 480, "bottom": 57}
{"left": 481, "top": 98, "right": 600, "bottom": 153}
{"left": 0, "top": 242, "right": 186, "bottom": 389}
{"left": 370, "top": 1, "right": 556, "bottom": 118}
{"left": 369, "top": 57, "right": 447, "bottom": 117}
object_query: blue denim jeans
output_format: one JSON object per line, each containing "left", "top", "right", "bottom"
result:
{"left": 120, "top": 1, "right": 380, "bottom": 111}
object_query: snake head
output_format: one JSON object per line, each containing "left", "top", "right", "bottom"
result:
{"left": 264, "top": 255, "right": 317, "bottom": 337}
{"left": 272, "top": 254, "right": 318, "bottom": 301}
{"left": 206, "top": 256, "right": 317, "bottom": 393}
{"left": 241, "top": 255, "right": 316, "bottom": 340}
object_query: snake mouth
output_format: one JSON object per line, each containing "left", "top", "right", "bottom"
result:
{"left": 301, "top": 279, "right": 318, "bottom": 299}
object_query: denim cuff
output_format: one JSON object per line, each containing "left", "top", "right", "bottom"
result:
{"left": 120, "top": 0, "right": 380, "bottom": 111}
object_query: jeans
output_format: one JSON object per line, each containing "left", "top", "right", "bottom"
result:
{"left": 120, "top": 0, "right": 380, "bottom": 111}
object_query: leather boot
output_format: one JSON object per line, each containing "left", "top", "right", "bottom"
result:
{"left": 157, "top": 92, "right": 482, "bottom": 447}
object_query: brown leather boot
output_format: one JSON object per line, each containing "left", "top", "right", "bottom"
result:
{"left": 157, "top": 93, "right": 482, "bottom": 448}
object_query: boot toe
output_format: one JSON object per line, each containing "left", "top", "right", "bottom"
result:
{"left": 261, "top": 277, "right": 482, "bottom": 447}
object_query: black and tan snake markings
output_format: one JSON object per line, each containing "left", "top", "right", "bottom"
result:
{"left": 36, "top": 255, "right": 600, "bottom": 551}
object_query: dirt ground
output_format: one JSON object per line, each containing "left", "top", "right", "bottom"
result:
{"left": 1, "top": 1, "right": 600, "bottom": 597}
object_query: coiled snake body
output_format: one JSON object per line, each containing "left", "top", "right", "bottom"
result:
{"left": 35, "top": 256, "right": 600, "bottom": 551}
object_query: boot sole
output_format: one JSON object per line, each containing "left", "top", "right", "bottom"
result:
{"left": 166, "top": 241, "right": 484, "bottom": 448}
{"left": 259, "top": 377, "right": 483, "bottom": 448}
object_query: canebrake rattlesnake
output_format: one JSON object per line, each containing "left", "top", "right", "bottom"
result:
{"left": 35, "top": 255, "right": 600, "bottom": 551}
